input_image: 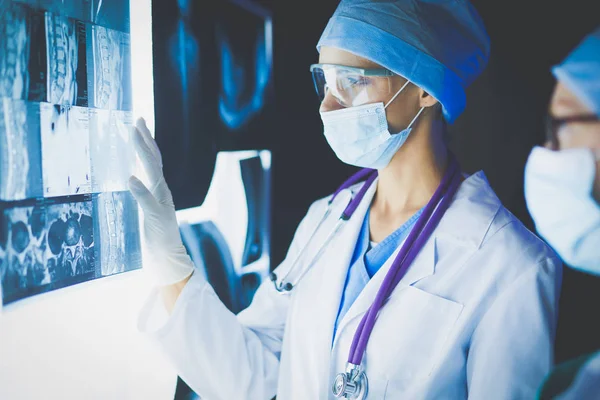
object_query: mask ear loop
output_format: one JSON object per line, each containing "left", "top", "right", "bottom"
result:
{"left": 383, "top": 79, "right": 426, "bottom": 130}
{"left": 384, "top": 80, "right": 411, "bottom": 109}
{"left": 406, "top": 107, "right": 426, "bottom": 129}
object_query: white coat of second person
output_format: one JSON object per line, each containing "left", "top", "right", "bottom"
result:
{"left": 133, "top": 0, "right": 563, "bottom": 399}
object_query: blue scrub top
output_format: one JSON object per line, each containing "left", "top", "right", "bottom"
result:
{"left": 333, "top": 207, "right": 423, "bottom": 340}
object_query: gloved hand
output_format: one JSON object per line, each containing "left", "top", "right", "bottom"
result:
{"left": 128, "top": 119, "right": 195, "bottom": 286}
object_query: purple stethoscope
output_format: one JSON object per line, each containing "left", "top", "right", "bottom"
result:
{"left": 270, "top": 156, "right": 463, "bottom": 399}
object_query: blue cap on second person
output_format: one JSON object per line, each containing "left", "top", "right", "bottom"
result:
{"left": 553, "top": 27, "right": 600, "bottom": 118}
{"left": 317, "top": 0, "right": 491, "bottom": 123}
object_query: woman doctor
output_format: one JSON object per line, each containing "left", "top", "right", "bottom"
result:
{"left": 132, "top": 1, "right": 562, "bottom": 398}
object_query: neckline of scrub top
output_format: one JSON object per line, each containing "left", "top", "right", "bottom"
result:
{"left": 364, "top": 208, "right": 424, "bottom": 278}
{"left": 333, "top": 207, "right": 424, "bottom": 343}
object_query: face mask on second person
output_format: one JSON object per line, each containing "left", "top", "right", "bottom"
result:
{"left": 525, "top": 146, "right": 600, "bottom": 274}
{"left": 524, "top": 28, "right": 600, "bottom": 275}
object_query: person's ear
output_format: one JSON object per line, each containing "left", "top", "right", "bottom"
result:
{"left": 418, "top": 89, "right": 439, "bottom": 108}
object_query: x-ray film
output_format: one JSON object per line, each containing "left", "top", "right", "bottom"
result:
{"left": 0, "top": 99, "right": 43, "bottom": 201}
{"left": 87, "top": 25, "right": 132, "bottom": 110}
{"left": 40, "top": 103, "right": 91, "bottom": 197}
{"left": 88, "top": 0, "right": 130, "bottom": 33}
{"left": 1, "top": 0, "right": 143, "bottom": 304}
{"left": 217, "top": 1, "right": 273, "bottom": 131}
{"left": 44, "top": 13, "right": 88, "bottom": 106}
{"left": 0, "top": 191, "right": 142, "bottom": 304}
{"left": 18, "top": 0, "right": 130, "bottom": 33}
{"left": 0, "top": 196, "right": 95, "bottom": 304}
{"left": 14, "top": 0, "right": 91, "bottom": 23}
{"left": 0, "top": 2, "right": 47, "bottom": 102}
{"left": 93, "top": 191, "right": 141, "bottom": 276}
{"left": 89, "top": 109, "right": 134, "bottom": 192}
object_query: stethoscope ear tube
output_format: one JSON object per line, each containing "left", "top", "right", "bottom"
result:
{"left": 271, "top": 168, "right": 377, "bottom": 293}
{"left": 341, "top": 173, "right": 378, "bottom": 220}
{"left": 270, "top": 205, "right": 335, "bottom": 293}
{"left": 331, "top": 168, "right": 375, "bottom": 203}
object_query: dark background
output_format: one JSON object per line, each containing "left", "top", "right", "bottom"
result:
{"left": 152, "top": 0, "right": 600, "bottom": 367}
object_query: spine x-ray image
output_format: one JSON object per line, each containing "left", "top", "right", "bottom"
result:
{"left": 93, "top": 191, "right": 141, "bottom": 277}
{"left": 44, "top": 12, "right": 88, "bottom": 106}
{"left": 87, "top": 25, "right": 132, "bottom": 110}
{"left": 0, "top": 0, "right": 140, "bottom": 305}
{"left": 0, "top": 98, "right": 43, "bottom": 201}
{"left": 34, "top": 0, "right": 92, "bottom": 22}
{"left": 0, "top": 2, "right": 47, "bottom": 102}
{"left": 15, "top": 0, "right": 130, "bottom": 32}
{"left": 40, "top": 103, "right": 91, "bottom": 197}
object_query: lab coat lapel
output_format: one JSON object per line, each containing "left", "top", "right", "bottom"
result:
{"left": 332, "top": 173, "right": 492, "bottom": 345}
{"left": 333, "top": 228, "right": 437, "bottom": 347}
{"left": 312, "top": 179, "right": 378, "bottom": 397}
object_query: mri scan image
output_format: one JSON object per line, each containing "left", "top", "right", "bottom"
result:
{"left": 0, "top": 2, "right": 47, "bottom": 102}
{"left": 89, "top": 109, "right": 134, "bottom": 192}
{"left": 0, "top": 191, "right": 142, "bottom": 304}
{"left": 19, "top": 0, "right": 130, "bottom": 32}
{"left": 87, "top": 25, "right": 132, "bottom": 110}
{"left": 87, "top": 0, "right": 130, "bottom": 33}
{"left": 40, "top": 103, "right": 91, "bottom": 197}
{"left": 93, "top": 191, "right": 141, "bottom": 276}
{"left": 0, "top": 0, "right": 142, "bottom": 304}
{"left": 0, "top": 197, "right": 95, "bottom": 304}
{"left": 14, "top": 0, "right": 91, "bottom": 23}
{"left": 0, "top": 99, "right": 43, "bottom": 201}
{"left": 44, "top": 12, "right": 88, "bottom": 106}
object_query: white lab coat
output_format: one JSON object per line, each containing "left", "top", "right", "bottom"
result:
{"left": 138, "top": 171, "right": 562, "bottom": 399}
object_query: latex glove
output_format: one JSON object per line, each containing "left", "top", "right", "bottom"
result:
{"left": 128, "top": 119, "right": 195, "bottom": 286}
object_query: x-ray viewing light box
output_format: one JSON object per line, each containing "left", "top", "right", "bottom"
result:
{"left": 0, "top": 0, "right": 154, "bottom": 307}
{"left": 0, "top": 1, "right": 178, "bottom": 399}
{"left": 0, "top": 0, "right": 156, "bottom": 304}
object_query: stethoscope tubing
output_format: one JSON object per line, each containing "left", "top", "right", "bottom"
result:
{"left": 348, "top": 158, "right": 461, "bottom": 365}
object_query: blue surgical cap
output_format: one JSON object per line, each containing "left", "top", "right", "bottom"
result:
{"left": 317, "top": 0, "right": 490, "bottom": 123}
{"left": 552, "top": 27, "right": 600, "bottom": 118}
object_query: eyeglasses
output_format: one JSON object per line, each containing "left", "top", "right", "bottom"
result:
{"left": 309, "top": 63, "right": 396, "bottom": 107}
{"left": 546, "top": 114, "right": 600, "bottom": 150}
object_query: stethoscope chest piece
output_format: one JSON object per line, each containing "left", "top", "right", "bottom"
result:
{"left": 332, "top": 365, "right": 369, "bottom": 399}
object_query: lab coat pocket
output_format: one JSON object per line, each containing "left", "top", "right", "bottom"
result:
{"left": 364, "top": 376, "right": 389, "bottom": 399}
{"left": 366, "top": 285, "right": 463, "bottom": 391}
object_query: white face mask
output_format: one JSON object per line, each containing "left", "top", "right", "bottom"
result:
{"left": 524, "top": 146, "right": 600, "bottom": 275}
{"left": 319, "top": 81, "right": 425, "bottom": 170}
